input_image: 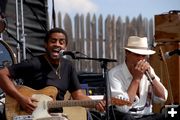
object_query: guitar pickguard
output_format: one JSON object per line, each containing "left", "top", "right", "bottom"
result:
{"left": 5, "top": 85, "right": 58, "bottom": 120}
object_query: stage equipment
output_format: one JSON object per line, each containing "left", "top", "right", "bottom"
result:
{"left": 60, "top": 50, "right": 117, "bottom": 63}
{"left": 0, "top": 18, "right": 6, "bottom": 33}
{"left": 78, "top": 72, "right": 105, "bottom": 95}
{"left": 154, "top": 10, "right": 180, "bottom": 107}
{"left": 155, "top": 10, "right": 180, "bottom": 42}
{"left": 164, "top": 48, "right": 180, "bottom": 59}
{"left": 4, "top": 0, "right": 48, "bottom": 61}
{"left": 59, "top": 50, "right": 80, "bottom": 59}
{"left": 0, "top": 40, "right": 17, "bottom": 69}
{"left": 64, "top": 51, "right": 117, "bottom": 120}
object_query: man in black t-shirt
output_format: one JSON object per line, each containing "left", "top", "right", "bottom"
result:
{"left": 0, "top": 28, "right": 105, "bottom": 116}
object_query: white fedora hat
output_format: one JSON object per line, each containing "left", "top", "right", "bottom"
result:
{"left": 124, "top": 36, "right": 155, "bottom": 55}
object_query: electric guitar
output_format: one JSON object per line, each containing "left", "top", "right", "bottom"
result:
{"left": 5, "top": 85, "right": 131, "bottom": 120}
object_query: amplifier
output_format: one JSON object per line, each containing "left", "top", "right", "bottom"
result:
{"left": 78, "top": 72, "right": 104, "bottom": 87}
{"left": 78, "top": 72, "right": 105, "bottom": 95}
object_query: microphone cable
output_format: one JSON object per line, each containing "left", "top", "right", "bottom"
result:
{"left": 159, "top": 46, "right": 174, "bottom": 105}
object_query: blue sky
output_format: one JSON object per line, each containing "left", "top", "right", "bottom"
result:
{"left": 48, "top": 0, "right": 180, "bottom": 20}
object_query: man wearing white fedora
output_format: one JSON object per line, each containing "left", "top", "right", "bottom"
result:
{"left": 108, "top": 36, "right": 168, "bottom": 120}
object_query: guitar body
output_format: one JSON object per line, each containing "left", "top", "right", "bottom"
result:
{"left": 5, "top": 85, "right": 131, "bottom": 120}
{"left": 5, "top": 85, "right": 58, "bottom": 120}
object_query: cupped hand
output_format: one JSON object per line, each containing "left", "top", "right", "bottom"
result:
{"left": 133, "top": 60, "right": 150, "bottom": 80}
{"left": 19, "top": 96, "right": 38, "bottom": 113}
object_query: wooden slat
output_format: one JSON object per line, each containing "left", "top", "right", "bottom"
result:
{"left": 64, "top": 13, "right": 73, "bottom": 50}
{"left": 98, "top": 15, "right": 103, "bottom": 72}
{"left": 80, "top": 15, "right": 85, "bottom": 71}
{"left": 98, "top": 15, "right": 103, "bottom": 58}
{"left": 74, "top": 14, "right": 80, "bottom": 69}
{"left": 105, "top": 15, "right": 111, "bottom": 59}
{"left": 91, "top": 14, "right": 98, "bottom": 72}
{"left": 86, "top": 13, "right": 91, "bottom": 72}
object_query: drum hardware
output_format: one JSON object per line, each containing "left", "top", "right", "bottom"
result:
{"left": 0, "top": 40, "right": 17, "bottom": 68}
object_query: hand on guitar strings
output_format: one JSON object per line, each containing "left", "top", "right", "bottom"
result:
{"left": 95, "top": 100, "right": 106, "bottom": 112}
{"left": 20, "top": 96, "right": 38, "bottom": 113}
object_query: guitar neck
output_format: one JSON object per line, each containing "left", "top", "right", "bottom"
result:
{"left": 48, "top": 99, "right": 100, "bottom": 108}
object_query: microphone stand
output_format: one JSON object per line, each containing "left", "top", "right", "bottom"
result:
{"left": 68, "top": 53, "right": 117, "bottom": 63}
{"left": 101, "top": 60, "right": 110, "bottom": 120}
{"left": 72, "top": 55, "right": 117, "bottom": 120}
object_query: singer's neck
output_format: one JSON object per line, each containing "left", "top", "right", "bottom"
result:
{"left": 44, "top": 54, "right": 60, "bottom": 65}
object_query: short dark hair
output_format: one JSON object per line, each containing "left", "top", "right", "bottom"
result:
{"left": 44, "top": 27, "right": 68, "bottom": 45}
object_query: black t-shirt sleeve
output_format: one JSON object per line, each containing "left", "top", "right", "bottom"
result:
{"left": 8, "top": 57, "right": 39, "bottom": 79}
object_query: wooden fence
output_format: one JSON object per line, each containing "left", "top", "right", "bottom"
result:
{"left": 54, "top": 12, "right": 154, "bottom": 73}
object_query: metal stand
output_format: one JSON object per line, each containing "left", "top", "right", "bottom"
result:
{"left": 100, "top": 60, "right": 110, "bottom": 120}
{"left": 5, "top": 30, "right": 33, "bottom": 56}
{"left": 20, "top": 0, "right": 26, "bottom": 60}
{"left": 15, "top": 0, "right": 26, "bottom": 62}
{"left": 68, "top": 55, "right": 117, "bottom": 120}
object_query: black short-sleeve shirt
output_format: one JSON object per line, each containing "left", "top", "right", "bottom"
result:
{"left": 8, "top": 55, "right": 81, "bottom": 100}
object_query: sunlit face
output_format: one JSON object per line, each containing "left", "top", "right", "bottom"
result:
{"left": 45, "top": 32, "right": 67, "bottom": 61}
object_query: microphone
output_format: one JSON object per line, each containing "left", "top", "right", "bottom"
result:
{"left": 59, "top": 50, "right": 79, "bottom": 59}
{"left": 164, "top": 48, "right": 180, "bottom": 59}
{"left": 145, "top": 70, "right": 154, "bottom": 84}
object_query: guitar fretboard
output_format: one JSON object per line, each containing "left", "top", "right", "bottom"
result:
{"left": 48, "top": 99, "right": 100, "bottom": 108}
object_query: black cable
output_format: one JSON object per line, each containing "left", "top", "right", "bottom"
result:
{"left": 89, "top": 111, "right": 103, "bottom": 120}
{"left": 110, "top": 106, "right": 117, "bottom": 120}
